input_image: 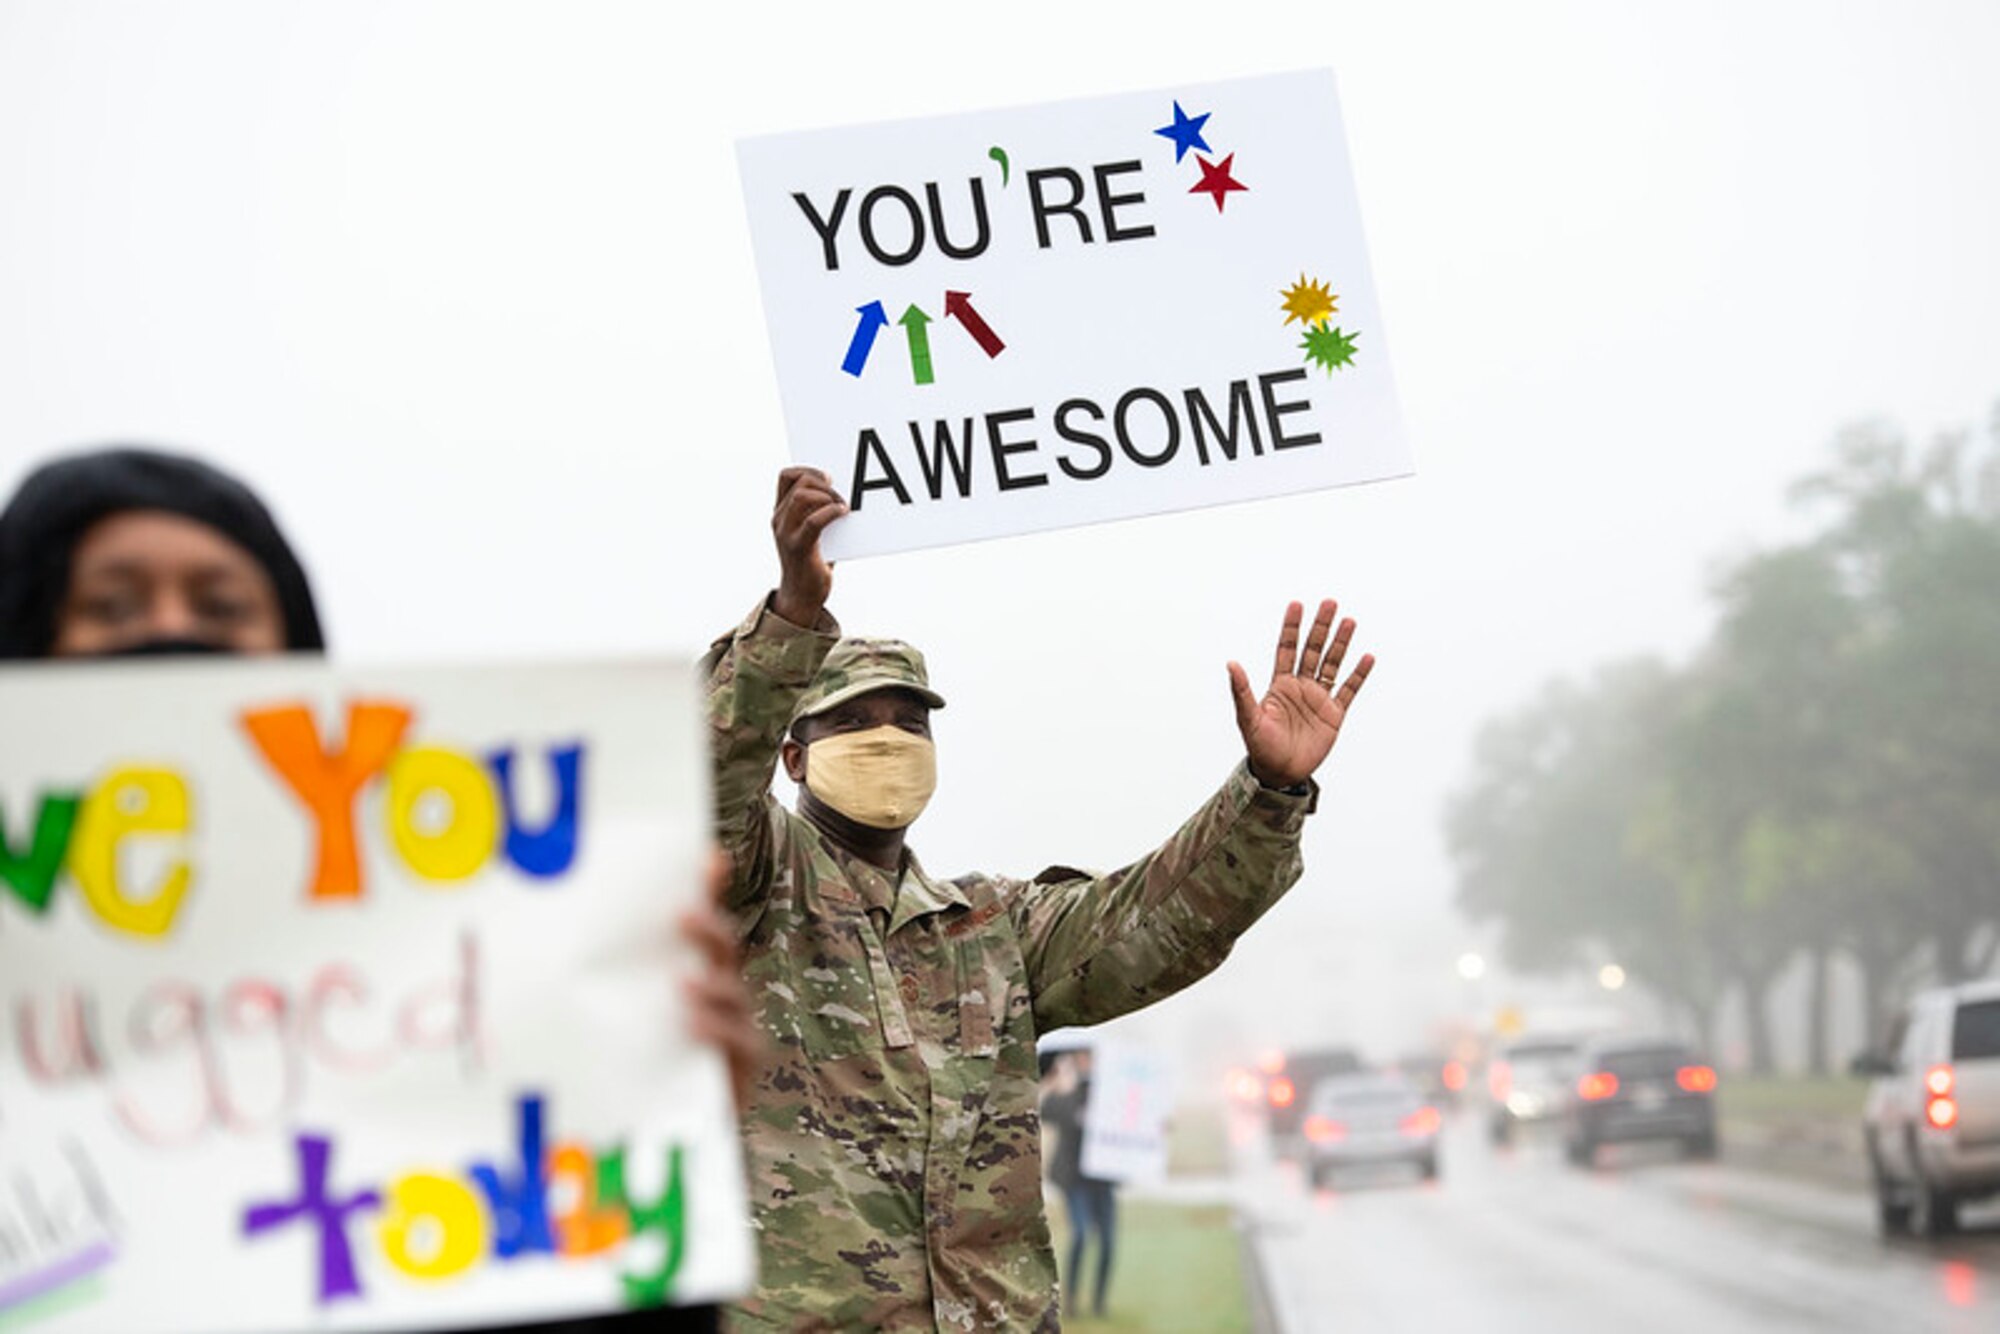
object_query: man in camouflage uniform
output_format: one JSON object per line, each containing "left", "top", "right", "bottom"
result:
{"left": 707, "top": 468, "right": 1375, "bottom": 1331}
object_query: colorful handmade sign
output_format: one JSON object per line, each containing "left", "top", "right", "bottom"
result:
{"left": 0, "top": 658, "right": 749, "bottom": 1332}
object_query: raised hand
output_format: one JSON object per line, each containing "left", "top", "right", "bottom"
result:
{"left": 771, "top": 467, "right": 846, "bottom": 626}
{"left": 1227, "top": 600, "right": 1375, "bottom": 789}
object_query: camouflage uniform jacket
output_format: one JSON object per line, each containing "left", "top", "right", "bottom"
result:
{"left": 706, "top": 597, "right": 1316, "bottom": 1332}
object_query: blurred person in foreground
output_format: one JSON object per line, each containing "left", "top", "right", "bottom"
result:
{"left": 0, "top": 445, "right": 754, "bottom": 1332}
{"left": 708, "top": 466, "right": 1377, "bottom": 1331}
{"left": 1039, "top": 1050, "right": 1117, "bottom": 1319}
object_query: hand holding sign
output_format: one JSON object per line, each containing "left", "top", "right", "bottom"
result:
{"left": 771, "top": 466, "right": 845, "bottom": 627}
{"left": 1229, "top": 599, "right": 1374, "bottom": 789}
{"left": 681, "top": 850, "right": 761, "bottom": 1108}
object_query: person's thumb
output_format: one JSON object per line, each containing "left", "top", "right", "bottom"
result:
{"left": 1227, "top": 661, "right": 1260, "bottom": 735}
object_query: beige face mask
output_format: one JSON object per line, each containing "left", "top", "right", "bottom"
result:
{"left": 803, "top": 725, "right": 937, "bottom": 830}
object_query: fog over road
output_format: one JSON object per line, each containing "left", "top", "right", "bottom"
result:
{"left": 1238, "top": 1117, "right": 2000, "bottom": 1333}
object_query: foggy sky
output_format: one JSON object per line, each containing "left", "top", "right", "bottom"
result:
{"left": 3, "top": 0, "right": 1997, "bottom": 1064}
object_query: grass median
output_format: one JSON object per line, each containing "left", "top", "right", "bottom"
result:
{"left": 1050, "top": 1198, "right": 1251, "bottom": 1333}
{"left": 1715, "top": 1074, "right": 1869, "bottom": 1186}
{"left": 1717, "top": 1075, "right": 1867, "bottom": 1121}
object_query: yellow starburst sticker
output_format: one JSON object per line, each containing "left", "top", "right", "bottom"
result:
{"left": 1279, "top": 275, "right": 1338, "bottom": 327}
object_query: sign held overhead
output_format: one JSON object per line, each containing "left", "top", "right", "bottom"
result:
{"left": 738, "top": 69, "right": 1413, "bottom": 560}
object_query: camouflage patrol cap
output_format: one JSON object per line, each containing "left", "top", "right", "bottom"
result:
{"left": 791, "top": 637, "right": 947, "bottom": 724}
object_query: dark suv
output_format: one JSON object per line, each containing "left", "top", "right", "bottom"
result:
{"left": 1561, "top": 1037, "right": 1719, "bottom": 1166}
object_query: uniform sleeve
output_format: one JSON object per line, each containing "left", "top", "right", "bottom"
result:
{"left": 1007, "top": 762, "right": 1315, "bottom": 1031}
{"left": 700, "top": 594, "right": 838, "bottom": 921}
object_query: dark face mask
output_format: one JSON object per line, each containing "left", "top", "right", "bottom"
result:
{"left": 90, "top": 638, "right": 234, "bottom": 659}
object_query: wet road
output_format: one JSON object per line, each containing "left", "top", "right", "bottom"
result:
{"left": 1237, "top": 1115, "right": 2000, "bottom": 1333}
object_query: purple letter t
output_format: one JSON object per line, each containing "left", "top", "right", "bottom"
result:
{"left": 243, "top": 1134, "right": 382, "bottom": 1303}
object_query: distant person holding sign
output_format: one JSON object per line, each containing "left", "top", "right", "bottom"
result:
{"left": 0, "top": 447, "right": 756, "bottom": 1332}
{"left": 707, "top": 465, "right": 1375, "bottom": 1331}
{"left": 1041, "top": 1050, "right": 1118, "bottom": 1319}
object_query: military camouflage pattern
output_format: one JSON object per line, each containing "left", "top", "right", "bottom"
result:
{"left": 789, "top": 636, "right": 948, "bottom": 724}
{"left": 704, "top": 596, "right": 1316, "bottom": 1332}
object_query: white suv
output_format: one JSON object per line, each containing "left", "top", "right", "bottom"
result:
{"left": 1858, "top": 980, "right": 2000, "bottom": 1236}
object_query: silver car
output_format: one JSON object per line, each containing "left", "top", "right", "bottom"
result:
{"left": 1300, "top": 1072, "right": 1442, "bottom": 1188}
{"left": 1858, "top": 981, "right": 2000, "bottom": 1237}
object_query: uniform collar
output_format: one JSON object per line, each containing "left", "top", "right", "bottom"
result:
{"left": 889, "top": 848, "right": 972, "bottom": 933}
{"left": 829, "top": 842, "right": 971, "bottom": 933}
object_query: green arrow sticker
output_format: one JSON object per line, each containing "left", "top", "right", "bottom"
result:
{"left": 899, "top": 304, "right": 935, "bottom": 385}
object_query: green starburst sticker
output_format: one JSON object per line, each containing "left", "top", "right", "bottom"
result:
{"left": 1300, "top": 321, "right": 1359, "bottom": 373}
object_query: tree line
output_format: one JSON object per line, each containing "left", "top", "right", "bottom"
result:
{"left": 1448, "top": 407, "right": 2000, "bottom": 1073}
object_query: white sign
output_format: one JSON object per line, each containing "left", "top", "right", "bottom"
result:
{"left": 1079, "top": 1043, "right": 1175, "bottom": 1186}
{"left": 738, "top": 69, "right": 1412, "bottom": 560}
{"left": 0, "top": 658, "right": 750, "bottom": 1332}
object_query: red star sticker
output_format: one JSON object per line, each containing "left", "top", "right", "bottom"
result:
{"left": 1189, "top": 153, "right": 1247, "bottom": 212}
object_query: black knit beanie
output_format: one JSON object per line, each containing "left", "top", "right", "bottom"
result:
{"left": 0, "top": 447, "right": 326, "bottom": 659}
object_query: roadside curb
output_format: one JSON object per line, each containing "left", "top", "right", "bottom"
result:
{"left": 1220, "top": 1105, "right": 1308, "bottom": 1334}
{"left": 1237, "top": 1209, "right": 1288, "bottom": 1334}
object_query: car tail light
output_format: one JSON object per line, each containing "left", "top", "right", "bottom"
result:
{"left": 1442, "top": 1060, "right": 1468, "bottom": 1092}
{"left": 1577, "top": 1072, "right": 1619, "bottom": 1101}
{"left": 1268, "top": 1076, "right": 1296, "bottom": 1109}
{"left": 1675, "top": 1065, "right": 1718, "bottom": 1094}
{"left": 1925, "top": 1064, "right": 1958, "bottom": 1130}
{"left": 1225, "top": 1068, "right": 1263, "bottom": 1103}
{"left": 1304, "top": 1115, "right": 1346, "bottom": 1143}
{"left": 1488, "top": 1060, "right": 1513, "bottom": 1101}
{"left": 1257, "top": 1049, "right": 1286, "bottom": 1076}
{"left": 1401, "top": 1106, "right": 1443, "bottom": 1137}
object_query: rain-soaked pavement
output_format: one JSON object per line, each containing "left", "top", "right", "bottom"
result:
{"left": 1233, "top": 1114, "right": 2000, "bottom": 1333}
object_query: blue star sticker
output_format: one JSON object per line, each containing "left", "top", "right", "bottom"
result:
{"left": 1154, "top": 101, "right": 1212, "bottom": 163}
